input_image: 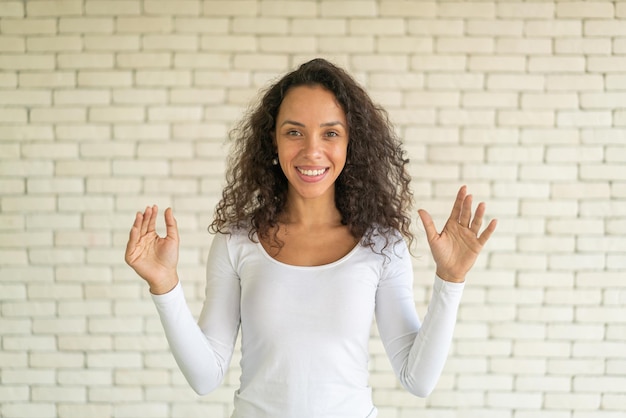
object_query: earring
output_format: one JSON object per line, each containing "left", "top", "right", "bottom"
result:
{"left": 272, "top": 157, "right": 278, "bottom": 165}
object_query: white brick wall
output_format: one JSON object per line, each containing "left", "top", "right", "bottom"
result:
{"left": 1, "top": 0, "right": 625, "bottom": 417}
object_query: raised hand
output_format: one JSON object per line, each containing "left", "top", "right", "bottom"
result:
{"left": 125, "top": 205, "right": 180, "bottom": 294}
{"left": 418, "top": 186, "right": 497, "bottom": 283}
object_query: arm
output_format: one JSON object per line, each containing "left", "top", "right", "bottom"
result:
{"left": 125, "top": 207, "right": 240, "bottom": 395}
{"left": 151, "top": 233, "right": 240, "bottom": 395}
{"left": 377, "top": 186, "right": 496, "bottom": 396}
{"left": 375, "top": 241, "right": 464, "bottom": 397}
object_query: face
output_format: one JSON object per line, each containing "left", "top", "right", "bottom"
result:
{"left": 274, "top": 85, "right": 349, "bottom": 203}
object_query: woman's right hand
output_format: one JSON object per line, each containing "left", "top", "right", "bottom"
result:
{"left": 125, "top": 205, "right": 180, "bottom": 295}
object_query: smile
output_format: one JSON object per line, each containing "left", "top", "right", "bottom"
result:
{"left": 297, "top": 167, "right": 328, "bottom": 177}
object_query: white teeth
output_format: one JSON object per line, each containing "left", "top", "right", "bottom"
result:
{"left": 298, "top": 168, "right": 326, "bottom": 176}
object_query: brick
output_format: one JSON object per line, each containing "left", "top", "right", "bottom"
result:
{"left": 112, "top": 88, "right": 167, "bottom": 104}
{"left": 27, "top": 177, "right": 83, "bottom": 193}
{"left": 498, "top": 2, "right": 555, "bottom": 18}
{"left": 0, "top": 72, "right": 17, "bottom": 87}
{"left": 203, "top": 1, "right": 257, "bottom": 16}
{"left": 490, "top": 358, "right": 546, "bottom": 375}
{"left": 574, "top": 377, "right": 626, "bottom": 393}
{"left": 84, "top": 34, "right": 141, "bottom": 50}
{"left": 174, "top": 17, "right": 228, "bottom": 34}
{"left": 463, "top": 92, "right": 517, "bottom": 108}
{"left": 587, "top": 56, "right": 626, "bottom": 73}
{"left": 437, "top": 37, "right": 494, "bottom": 54}
{"left": 55, "top": 160, "right": 111, "bottom": 176}
{"left": 470, "top": 56, "right": 526, "bottom": 72}
{"left": 144, "top": 0, "right": 200, "bottom": 15}
{"left": 116, "top": 17, "right": 173, "bottom": 33}
{"left": 1, "top": 18, "right": 56, "bottom": 34}
{"left": 232, "top": 17, "right": 289, "bottom": 34}
{"left": 89, "top": 106, "right": 145, "bottom": 122}
{"left": 546, "top": 74, "right": 604, "bottom": 91}
{"left": 319, "top": 36, "right": 375, "bottom": 53}
{"left": 0, "top": 1, "right": 24, "bottom": 17}
{"left": 581, "top": 92, "right": 626, "bottom": 109}
{"left": 496, "top": 38, "right": 552, "bottom": 55}
{"left": 80, "top": 143, "right": 135, "bottom": 158}
{"left": 59, "top": 17, "right": 114, "bottom": 33}
{"left": 438, "top": 2, "right": 494, "bottom": 18}
{"left": 467, "top": 19, "right": 523, "bottom": 36}
{"left": 79, "top": 71, "right": 133, "bottom": 87}
{"left": 56, "top": 124, "right": 111, "bottom": 141}
{"left": 516, "top": 376, "right": 571, "bottom": 393}
{"left": 407, "top": 19, "right": 464, "bottom": 35}
{"left": 319, "top": 1, "right": 376, "bottom": 17}
{"left": 545, "top": 393, "right": 601, "bottom": 410}
{"left": 86, "top": 0, "right": 141, "bottom": 15}
{"left": 112, "top": 160, "right": 169, "bottom": 176}
{"left": 113, "top": 124, "right": 169, "bottom": 140}
{"left": 558, "top": 111, "right": 612, "bottom": 127}
{"left": 18, "top": 71, "right": 75, "bottom": 87}
{"left": 498, "top": 110, "right": 554, "bottom": 127}
{"left": 57, "top": 53, "right": 115, "bottom": 69}
{"left": 440, "top": 109, "right": 494, "bottom": 126}
{"left": 148, "top": 106, "right": 202, "bottom": 121}
{"left": 0, "top": 54, "right": 55, "bottom": 70}
{"left": 201, "top": 35, "right": 256, "bottom": 52}
{"left": 259, "top": 36, "right": 316, "bottom": 53}
{"left": 0, "top": 36, "right": 25, "bottom": 52}
{"left": 174, "top": 53, "right": 230, "bottom": 70}
{"left": 54, "top": 89, "right": 111, "bottom": 105}
{"left": 487, "top": 74, "right": 544, "bottom": 91}
{"left": 143, "top": 35, "right": 198, "bottom": 51}
{"left": 525, "top": 20, "right": 582, "bottom": 37}
{"left": 0, "top": 89, "right": 51, "bottom": 105}
{"left": 379, "top": 1, "right": 435, "bottom": 17}
{"left": 405, "top": 91, "right": 459, "bottom": 108}
{"left": 136, "top": 70, "right": 192, "bottom": 86}
{"left": 585, "top": 20, "right": 626, "bottom": 36}
{"left": 410, "top": 54, "right": 465, "bottom": 71}
{"left": 555, "top": 38, "right": 611, "bottom": 55}
{"left": 27, "top": 36, "right": 82, "bottom": 52}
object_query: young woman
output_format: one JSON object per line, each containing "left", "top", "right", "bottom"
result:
{"left": 125, "top": 58, "right": 497, "bottom": 417}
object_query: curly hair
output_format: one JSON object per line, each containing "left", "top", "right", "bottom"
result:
{"left": 209, "top": 58, "right": 414, "bottom": 252}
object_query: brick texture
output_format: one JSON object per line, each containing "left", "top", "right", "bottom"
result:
{"left": 1, "top": 1, "right": 624, "bottom": 417}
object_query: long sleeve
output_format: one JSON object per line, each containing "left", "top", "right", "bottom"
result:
{"left": 375, "top": 240, "right": 464, "bottom": 397}
{"left": 151, "top": 233, "right": 241, "bottom": 395}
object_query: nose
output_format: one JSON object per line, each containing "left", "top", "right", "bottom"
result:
{"left": 302, "top": 135, "right": 322, "bottom": 159}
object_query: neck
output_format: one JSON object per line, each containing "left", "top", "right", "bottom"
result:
{"left": 280, "top": 193, "right": 342, "bottom": 229}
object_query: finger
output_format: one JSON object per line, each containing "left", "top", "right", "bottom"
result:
{"left": 139, "top": 206, "right": 151, "bottom": 236}
{"left": 449, "top": 185, "right": 467, "bottom": 223}
{"left": 470, "top": 201, "right": 486, "bottom": 234}
{"left": 460, "top": 193, "right": 473, "bottom": 227}
{"left": 164, "top": 207, "right": 179, "bottom": 242}
{"left": 147, "top": 205, "right": 158, "bottom": 234}
{"left": 418, "top": 209, "right": 439, "bottom": 243}
{"left": 125, "top": 212, "right": 142, "bottom": 260}
{"left": 478, "top": 218, "right": 498, "bottom": 246}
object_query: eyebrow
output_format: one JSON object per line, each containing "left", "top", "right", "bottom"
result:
{"left": 280, "top": 120, "right": 346, "bottom": 128}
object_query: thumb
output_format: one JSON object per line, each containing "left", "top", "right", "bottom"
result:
{"left": 164, "top": 207, "right": 179, "bottom": 242}
{"left": 418, "top": 209, "right": 439, "bottom": 243}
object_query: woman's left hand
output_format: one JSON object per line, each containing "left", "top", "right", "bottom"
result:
{"left": 418, "top": 186, "right": 497, "bottom": 283}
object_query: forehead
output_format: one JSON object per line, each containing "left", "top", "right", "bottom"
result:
{"left": 277, "top": 85, "right": 345, "bottom": 121}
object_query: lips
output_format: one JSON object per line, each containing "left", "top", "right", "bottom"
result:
{"left": 295, "top": 166, "right": 329, "bottom": 182}
{"left": 297, "top": 167, "right": 327, "bottom": 176}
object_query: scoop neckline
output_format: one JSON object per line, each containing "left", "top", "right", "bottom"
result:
{"left": 255, "top": 238, "right": 363, "bottom": 270}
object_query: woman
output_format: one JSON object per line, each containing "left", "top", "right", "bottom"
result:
{"left": 125, "top": 58, "right": 497, "bottom": 417}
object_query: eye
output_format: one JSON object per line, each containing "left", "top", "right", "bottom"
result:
{"left": 287, "top": 130, "right": 302, "bottom": 136}
{"left": 325, "top": 131, "right": 339, "bottom": 137}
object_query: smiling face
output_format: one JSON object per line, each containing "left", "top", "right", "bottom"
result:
{"left": 274, "top": 85, "right": 349, "bottom": 205}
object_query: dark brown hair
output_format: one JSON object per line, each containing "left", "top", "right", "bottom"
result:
{"left": 210, "top": 58, "right": 414, "bottom": 251}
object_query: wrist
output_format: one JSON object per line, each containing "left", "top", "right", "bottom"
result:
{"left": 436, "top": 269, "right": 465, "bottom": 283}
{"left": 148, "top": 274, "right": 179, "bottom": 295}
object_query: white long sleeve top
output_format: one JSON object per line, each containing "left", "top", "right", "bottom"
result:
{"left": 151, "top": 228, "right": 464, "bottom": 418}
